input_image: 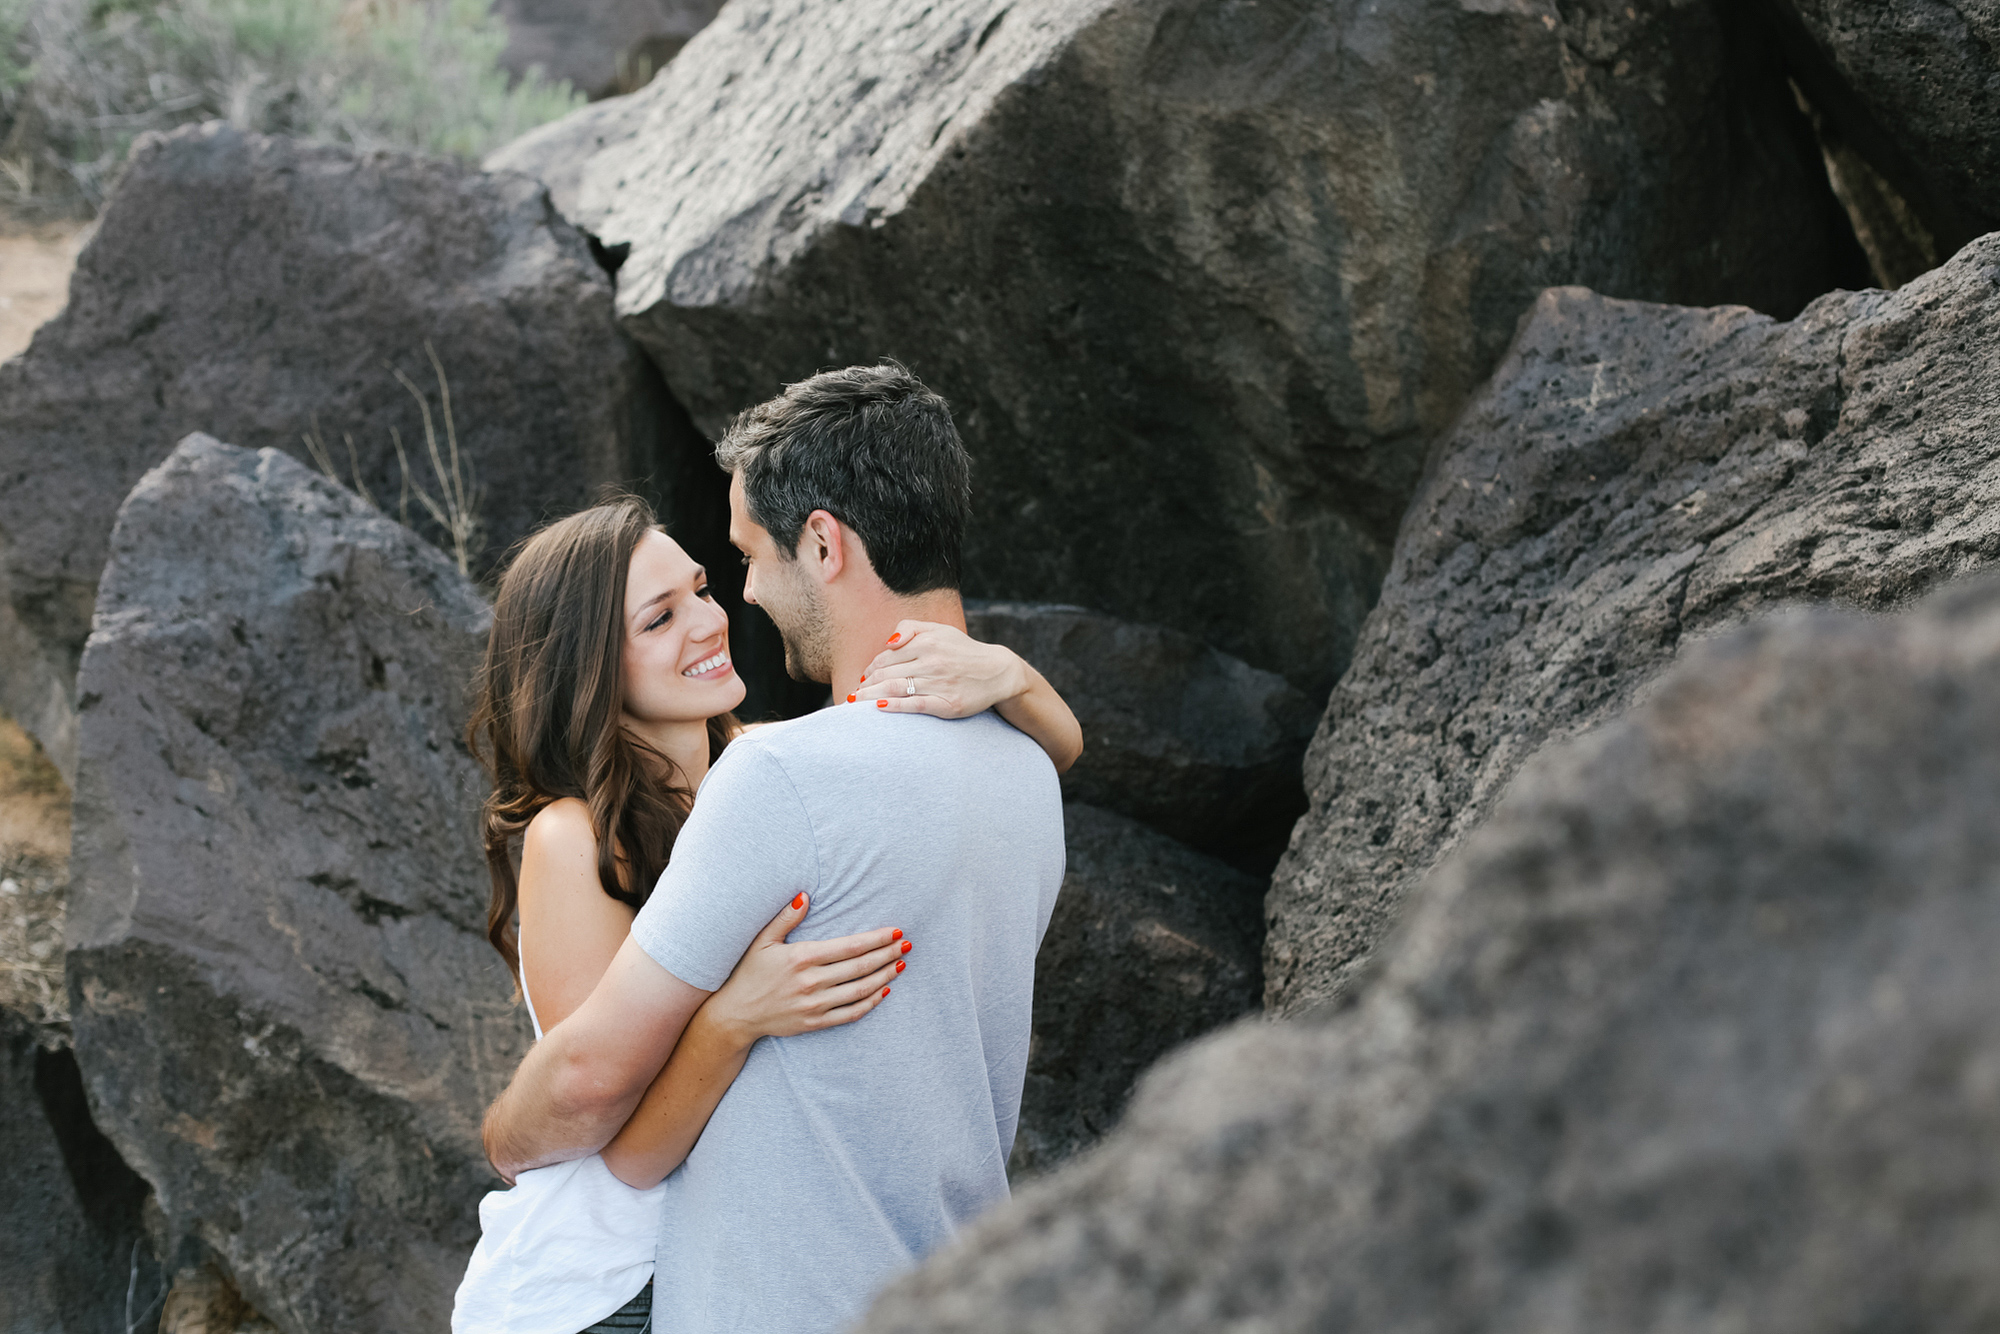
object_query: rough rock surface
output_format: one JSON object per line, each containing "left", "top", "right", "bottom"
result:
{"left": 1265, "top": 230, "right": 2000, "bottom": 1015}
{"left": 1766, "top": 0, "right": 2000, "bottom": 256}
{"left": 0, "top": 1009, "right": 165, "bottom": 1334}
{"left": 65, "top": 436, "right": 529, "bottom": 1334}
{"left": 0, "top": 122, "right": 679, "bottom": 786}
{"left": 1012, "top": 804, "right": 1261, "bottom": 1179}
{"left": 519, "top": 0, "right": 1861, "bottom": 698}
{"left": 869, "top": 573, "right": 2000, "bottom": 1334}
{"left": 965, "top": 602, "right": 1315, "bottom": 862}
{"left": 493, "top": 0, "right": 721, "bottom": 98}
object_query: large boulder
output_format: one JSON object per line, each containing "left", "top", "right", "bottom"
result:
{"left": 493, "top": 0, "right": 722, "bottom": 98}
{"left": 1013, "top": 804, "right": 1260, "bottom": 1178}
{"left": 0, "top": 122, "right": 683, "bottom": 786}
{"left": 1265, "top": 229, "right": 2000, "bottom": 1015}
{"left": 1763, "top": 0, "right": 2000, "bottom": 261}
{"left": 868, "top": 572, "right": 2000, "bottom": 1334}
{"left": 965, "top": 602, "right": 1315, "bottom": 864}
{"left": 505, "top": 0, "right": 1862, "bottom": 698}
{"left": 0, "top": 1009, "right": 165, "bottom": 1334}
{"left": 65, "top": 436, "right": 528, "bottom": 1334}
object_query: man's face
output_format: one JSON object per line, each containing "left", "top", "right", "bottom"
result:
{"left": 729, "top": 470, "right": 834, "bottom": 683}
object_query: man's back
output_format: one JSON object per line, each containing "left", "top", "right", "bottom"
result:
{"left": 629, "top": 706, "right": 1065, "bottom": 1333}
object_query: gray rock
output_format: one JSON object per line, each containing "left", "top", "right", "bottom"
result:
{"left": 0, "top": 122, "right": 681, "bottom": 786}
{"left": 1766, "top": 0, "right": 2000, "bottom": 259}
{"left": 0, "top": 1009, "right": 166, "bottom": 1334}
{"left": 493, "top": 0, "right": 721, "bottom": 99}
{"left": 1013, "top": 804, "right": 1260, "bottom": 1179}
{"left": 868, "top": 572, "right": 2000, "bottom": 1334}
{"left": 65, "top": 436, "right": 529, "bottom": 1334}
{"left": 965, "top": 603, "right": 1315, "bottom": 862}
{"left": 1265, "top": 230, "right": 2000, "bottom": 1016}
{"left": 532, "top": 0, "right": 1860, "bottom": 698}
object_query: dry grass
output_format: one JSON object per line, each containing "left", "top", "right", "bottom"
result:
{"left": 0, "top": 713, "right": 67, "bottom": 1027}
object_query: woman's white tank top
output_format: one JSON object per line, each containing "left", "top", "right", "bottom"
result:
{"left": 450, "top": 937, "right": 664, "bottom": 1334}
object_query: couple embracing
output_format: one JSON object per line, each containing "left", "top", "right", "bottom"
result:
{"left": 451, "top": 364, "right": 1080, "bottom": 1334}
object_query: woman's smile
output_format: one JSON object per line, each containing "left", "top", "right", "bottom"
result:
{"left": 682, "top": 650, "right": 734, "bottom": 680}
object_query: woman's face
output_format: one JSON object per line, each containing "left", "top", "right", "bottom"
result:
{"left": 619, "top": 529, "right": 746, "bottom": 725}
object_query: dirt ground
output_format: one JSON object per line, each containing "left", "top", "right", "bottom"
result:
{"left": 0, "top": 716, "right": 70, "bottom": 1026}
{"left": 0, "top": 222, "right": 88, "bottom": 364}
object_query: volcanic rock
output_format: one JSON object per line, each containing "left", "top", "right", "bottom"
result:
{"left": 493, "top": 0, "right": 721, "bottom": 98}
{"left": 517, "top": 0, "right": 1861, "bottom": 698}
{"left": 1265, "top": 229, "right": 2000, "bottom": 1015}
{"left": 0, "top": 122, "right": 681, "bottom": 786}
{"left": 65, "top": 436, "right": 528, "bottom": 1334}
{"left": 964, "top": 602, "right": 1315, "bottom": 862}
{"left": 0, "top": 1009, "right": 165, "bottom": 1334}
{"left": 1013, "top": 804, "right": 1260, "bottom": 1178}
{"left": 1765, "top": 0, "right": 2000, "bottom": 260}
{"left": 869, "top": 571, "right": 2000, "bottom": 1334}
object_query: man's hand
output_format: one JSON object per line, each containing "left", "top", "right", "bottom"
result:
{"left": 483, "top": 934, "right": 710, "bottom": 1182}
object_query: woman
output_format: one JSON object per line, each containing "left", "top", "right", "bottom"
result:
{"left": 451, "top": 497, "right": 1080, "bottom": 1334}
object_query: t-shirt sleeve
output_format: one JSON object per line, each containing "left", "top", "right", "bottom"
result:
{"left": 628, "top": 741, "right": 818, "bottom": 992}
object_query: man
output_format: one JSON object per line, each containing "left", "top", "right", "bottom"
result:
{"left": 481, "top": 363, "right": 1067, "bottom": 1332}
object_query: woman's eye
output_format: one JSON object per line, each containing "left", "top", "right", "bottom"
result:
{"left": 645, "top": 611, "right": 671, "bottom": 632}
{"left": 696, "top": 584, "right": 713, "bottom": 600}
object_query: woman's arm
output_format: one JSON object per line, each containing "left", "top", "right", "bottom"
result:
{"left": 598, "top": 899, "right": 908, "bottom": 1188}
{"left": 509, "top": 803, "right": 904, "bottom": 1188}
{"left": 851, "top": 620, "right": 1084, "bottom": 773}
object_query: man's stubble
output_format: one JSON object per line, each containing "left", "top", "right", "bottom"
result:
{"left": 757, "top": 558, "right": 836, "bottom": 684}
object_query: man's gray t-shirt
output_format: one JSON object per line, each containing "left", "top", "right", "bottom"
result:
{"left": 629, "top": 705, "right": 1065, "bottom": 1334}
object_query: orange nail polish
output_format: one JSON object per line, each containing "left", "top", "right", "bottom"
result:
{"left": 899, "top": 940, "right": 912, "bottom": 955}
{"left": 859, "top": 675, "right": 866, "bottom": 682}
{"left": 846, "top": 694, "right": 856, "bottom": 703}
{"left": 888, "top": 633, "right": 900, "bottom": 644}
{"left": 895, "top": 960, "right": 905, "bottom": 974}
{"left": 791, "top": 894, "right": 805, "bottom": 910}
{"left": 876, "top": 700, "right": 887, "bottom": 708}
{"left": 881, "top": 986, "right": 891, "bottom": 998}
{"left": 891, "top": 929, "right": 902, "bottom": 941}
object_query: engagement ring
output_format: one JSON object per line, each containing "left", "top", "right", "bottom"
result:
{"left": 906, "top": 678, "right": 918, "bottom": 696}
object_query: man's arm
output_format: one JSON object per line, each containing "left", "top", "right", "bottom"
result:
{"left": 482, "top": 934, "right": 711, "bottom": 1181}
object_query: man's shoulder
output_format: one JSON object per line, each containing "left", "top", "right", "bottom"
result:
{"left": 737, "top": 705, "right": 1042, "bottom": 766}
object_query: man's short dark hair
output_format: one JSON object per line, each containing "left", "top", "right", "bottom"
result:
{"left": 714, "top": 362, "right": 972, "bottom": 595}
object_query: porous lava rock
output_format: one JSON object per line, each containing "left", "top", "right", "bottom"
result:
{"left": 869, "top": 572, "right": 2000, "bottom": 1334}
{"left": 1012, "top": 804, "right": 1260, "bottom": 1178}
{"left": 0, "top": 1009, "right": 165, "bottom": 1334}
{"left": 1765, "top": 0, "right": 2000, "bottom": 260}
{"left": 493, "top": 0, "right": 721, "bottom": 98}
{"left": 964, "top": 602, "right": 1315, "bottom": 862}
{"left": 520, "top": 0, "right": 1861, "bottom": 698}
{"left": 65, "top": 436, "right": 529, "bottom": 1334}
{"left": 0, "top": 122, "right": 679, "bottom": 786}
{"left": 1265, "top": 230, "right": 2000, "bottom": 1015}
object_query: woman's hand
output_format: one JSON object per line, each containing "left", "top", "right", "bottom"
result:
{"left": 701, "top": 894, "right": 908, "bottom": 1048}
{"left": 849, "top": 620, "right": 1030, "bottom": 718}
{"left": 852, "top": 620, "right": 1084, "bottom": 773}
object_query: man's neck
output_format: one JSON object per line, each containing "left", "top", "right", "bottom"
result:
{"left": 829, "top": 588, "right": 966, "bottom": 698}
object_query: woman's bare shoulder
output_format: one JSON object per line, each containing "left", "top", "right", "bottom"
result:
{"left": 521, "top": 798, "right": 597, "bottom": 873}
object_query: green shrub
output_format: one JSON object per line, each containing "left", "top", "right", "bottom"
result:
{"left": 0, "top": 0, "right": 580, "bottom": 215}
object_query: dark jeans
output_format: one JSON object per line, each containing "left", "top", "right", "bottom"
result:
{"left": 580, "top": 1281, "right": 651, "bottom": 1333}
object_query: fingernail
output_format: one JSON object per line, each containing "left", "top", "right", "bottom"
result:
{"left": 900, "top": 940, "right": 912, "bottom": 954}
{"left": 891, "top": 929, "right": 903, "bottom": 941}
{"left": 846, "top": 694, "right": 856, "bottom": 703}
{"left": 859, "top": 675, "right": 866, "bottom": 682}
{"left": 888, "top": 633, "right": 900, "bottom": 644}
{"left": 881, "top": 986, "right": 891, "bottom": 998}
{"left": 876, "top": 700, "right": 887, "bottom": 708}
{"left": 791, "top": 894, "right": 805, "bottom": 910}
{"left": 895, "top": 960, "right": 905, "bottom": 974}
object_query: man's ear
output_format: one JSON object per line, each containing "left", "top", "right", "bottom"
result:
{"left": 799, "top": 510, "right": 846, "bottom": 582}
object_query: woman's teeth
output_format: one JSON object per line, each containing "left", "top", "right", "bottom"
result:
{"left": 683, "top": 651, "right": 730, "bottom": 678}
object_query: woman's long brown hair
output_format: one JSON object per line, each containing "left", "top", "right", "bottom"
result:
{"left": 467, "top": 497, "right": 738, "bottom": 978}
